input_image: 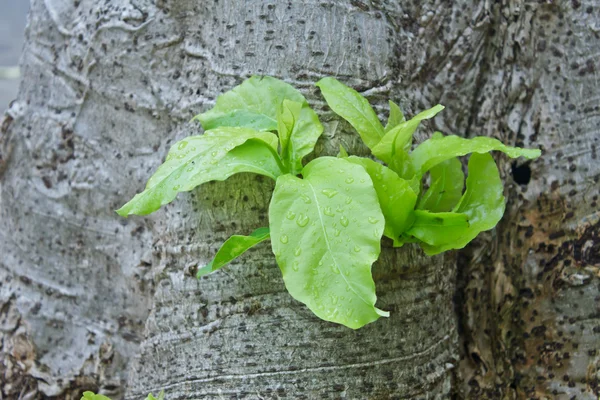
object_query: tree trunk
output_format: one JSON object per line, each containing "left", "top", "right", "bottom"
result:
{"left": 0, "top": 0, "right": 598, "bottom": 399}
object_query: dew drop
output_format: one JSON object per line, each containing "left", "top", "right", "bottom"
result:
{"left": 368, "top": 217, "right": 379, "bottom": 224}
{"left": 353, "top": 246, "right": 361, "bottom": 253}
{"left": 322, "top": 189, "right": 338, "bottom": 198}
{"left": 211, "top": 151, "right": 218, "bottom": 157}
{"left": 323, "top": 207, "right": 335, "bottom": 217}
{"left": 334, "top": 228, "right": 341, "bottom": 237}
{"left": 345, "top": 196, "right": 352, "bottom": 204}
{"left": 286, "top": 211, "right": 296, "bottom": 220}
{"left": 340, "top": 216, "right": 349, "bottom": 227}
{"left": 178, "top": 141, "right": 188, "bottom": 150}
{"left": 209, "top": 159, "right": 218, "bottom": 165}
{"left": 345, "top": 177, "right": 354, "bottom": 184}
{"left": 300, "top": 194, "right": 312, "bottom": 204}
{"left": 172, "top": 185, "right": 181, "bottom": 190}
{"left": 292, "top": 262, "right": 299, "bottom": 272}
{"left": 280, "top": 235, "right": 289, "bottom": 244}
{"left": 294, "top": 247, "right": 302, "bottom": 256}
{"left": 296, "top": 214, "right": 309, "bottom": 227}
{"left": 330, "top": 265, "right": 340, "bottom": 274}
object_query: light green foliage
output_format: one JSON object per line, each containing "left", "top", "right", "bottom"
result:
{"left": 269, "top": 157, "right": 387, "bottom": 329}
{"left": 118, "top": 76, "right": 541, "bottom": 329}
{"left": 146, "top": 390, "right": 165, "bottom": 400}
{"left": 384, "top": 100, "right": 405, "bottom": 132}
{"left": 117, "top": 128, "right": 283, "bottom": 216}
{"left": 81, "top": 391, "right": 164, "bottom": 400}
{"left": 417, "top": 157, "right": 464, "bottom": 212}
{"left": 194, "top": 76, "right": 306, "bottom": 131}
{"left": 411, "top": 134, "right": 542, "bottom": 177}
{"left": 197, "top": 227, "right": 270, "bottom": 278}
{"left": 372, "top": 104, "right": 444, "bottom": 164}
{"left": 277, "top": 99, "right": 324, "bottom": 175}
{"left": 81, "top": 392, "right": 112, "bottom": 400}
{"left": 344, "top": 156, "right": 416, "bottom": 244}
{"left": 316, "top": 77, "right": 384, "bottom": 149}
{"left": 418, "top": 153, "right": 506, "bottom": 255}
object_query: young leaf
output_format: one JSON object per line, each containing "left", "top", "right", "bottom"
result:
{"left": 145, "top": 392, "right": 165, "bottom": 400}
{"left": 418, "top": 153, "right": 506, "bottom": 255}
{"left": 337, "top": 144, "right": 349, "bottom": 158}
{"left": 277, "top": 99, "right": 324, "bottom": 175}
{"left": 384, "top": 100, "right": 405, "bottom": 133}
{"left": 372, "top": 105, "right": 444, "bottom": 163}
{"left": 197, "top": 227, "right": 270, "bottom": 278}
{"left": 345, "top": 156, "right": 417, "bottom": 243}
{"left": 406, "top": 210, "right": 469, "bottom": 247}
{"left": 269, "top": 157, "right": 387, "bottom": 329}
{"left": 316, "top": 77, "right": 384, "bottom": 149}
{"left": 417, "top": 157, "right": 464, "bottom": 212}
{"left": 194, "top": 76, "right": 306, "bottom": 131}
{"left": 410, "top": 134, "right": 542, "bottom": 176}
{"left": 117, "top": 128, "right": 284, "bottom": 216}
{"left": 81, "top": 393, "right": 112, "bottom": 400}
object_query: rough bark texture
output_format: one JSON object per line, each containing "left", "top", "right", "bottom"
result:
{"left": 0, "top": 0, "right": 598, "bottom": 399}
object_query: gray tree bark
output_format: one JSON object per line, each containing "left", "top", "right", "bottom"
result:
{"left": 0, "top": 0, "right": 598, "bottom": 399}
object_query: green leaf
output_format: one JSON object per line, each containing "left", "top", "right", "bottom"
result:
{"left": 277, "top": 99, "right": 324, "bottom": 175}
{"left": 417, "top": 153, "right": 506, "bottom": 255}
{"left": 345, "top": 156, "right": 417, "bottom": 243}
{"left": 197, "top": 227, "right": 270, "bottom": 278}
{"left": 410, "top": 134, "right": 542, "bottom": 177}
{"left": 194, "top": 76, "right": 306, "bottom": 131}
{"left": 269, "top": 157, "right": 387, "bottom": 329}
{"left": 406, "top": 210, "right": 469, "bottom": 246}
{"left": 372, "top": 104, "right": 444, "bottom": 164}
{"left": 81, "top": 392, "right": 112, "bottom": 400}
{"left": 337, "top": 144, "right": 349, "bottom": 158}
{"left": 384, "top": 100, "right": 405, "bottom": 133}
{"left": 417, "top": 157, "right": 464, "bottom": 212}
{"left": 145, "top": 390, "right": 165, "bottom": 400}
{"left": 316, "top": 77, "right": 384, "bottom": 149}
{"left": 117, "top": 127, "right": 284, "bottom": 216}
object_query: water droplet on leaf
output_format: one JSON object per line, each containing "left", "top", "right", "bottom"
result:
{"left": 178, "top": 141, "right": 188, "bottom": 150}
{"left": 322, "top": 189, "right": 338, "bottom": 198}
{"left": 345, "top": 177, "right": 354, "bottom": 184}
{"left": 296, "top": 214, "right": 309, "bottom": 227}
{"left": 280, "top": 235, "right": 289, "bottom": 244}
{"left": 340, "top": 216, "right": 349, "bottom": 227}
{"left": 368, "top": 217, "right": 379, "bottom": 224}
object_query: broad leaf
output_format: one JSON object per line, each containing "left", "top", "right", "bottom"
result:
{"left": 384, "top": 100, "right": 405, "bottom": 132}
{"left": 82, "top": 393, "right": 112, "bottom": 400}
{"left": 345, "top": 156, "right": 417, "bottom": 243}
{"left": 316, "top": 77, "right": 384, "bottom": 149}
{"left": 277, "top": 99, "right": 324, "bottom": 175}
{"left": 117, "top": 128, "right": 283, "bottom": 216}
{"left": 372, "top": 104, "right": 444, "bottom": 163}
{"left": 418, "top": 153, "right": 506, "bottom": 255}
{"left": 269, "top": 157, "right": 387, "bottom": 329}
{"left": 417, "top": 157, "right": 464, "bottom": 212}
{"left": 195, "top": 76, "right": 306, "bottom": 131}
{"left": 406, "top": 210, "right": 469, "bottom": 247}
{"left": 411, "top": 134, "right": 542, "bottom": 176}
{"left": 197, "top": 227, "right": 270, "bottom": 278}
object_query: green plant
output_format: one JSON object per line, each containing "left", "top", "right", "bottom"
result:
{"left": 81, "top": 391, "right": 164, "bottom": 400}
{"left": 117, "top": 76, "right": 540, "bottom": 329}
